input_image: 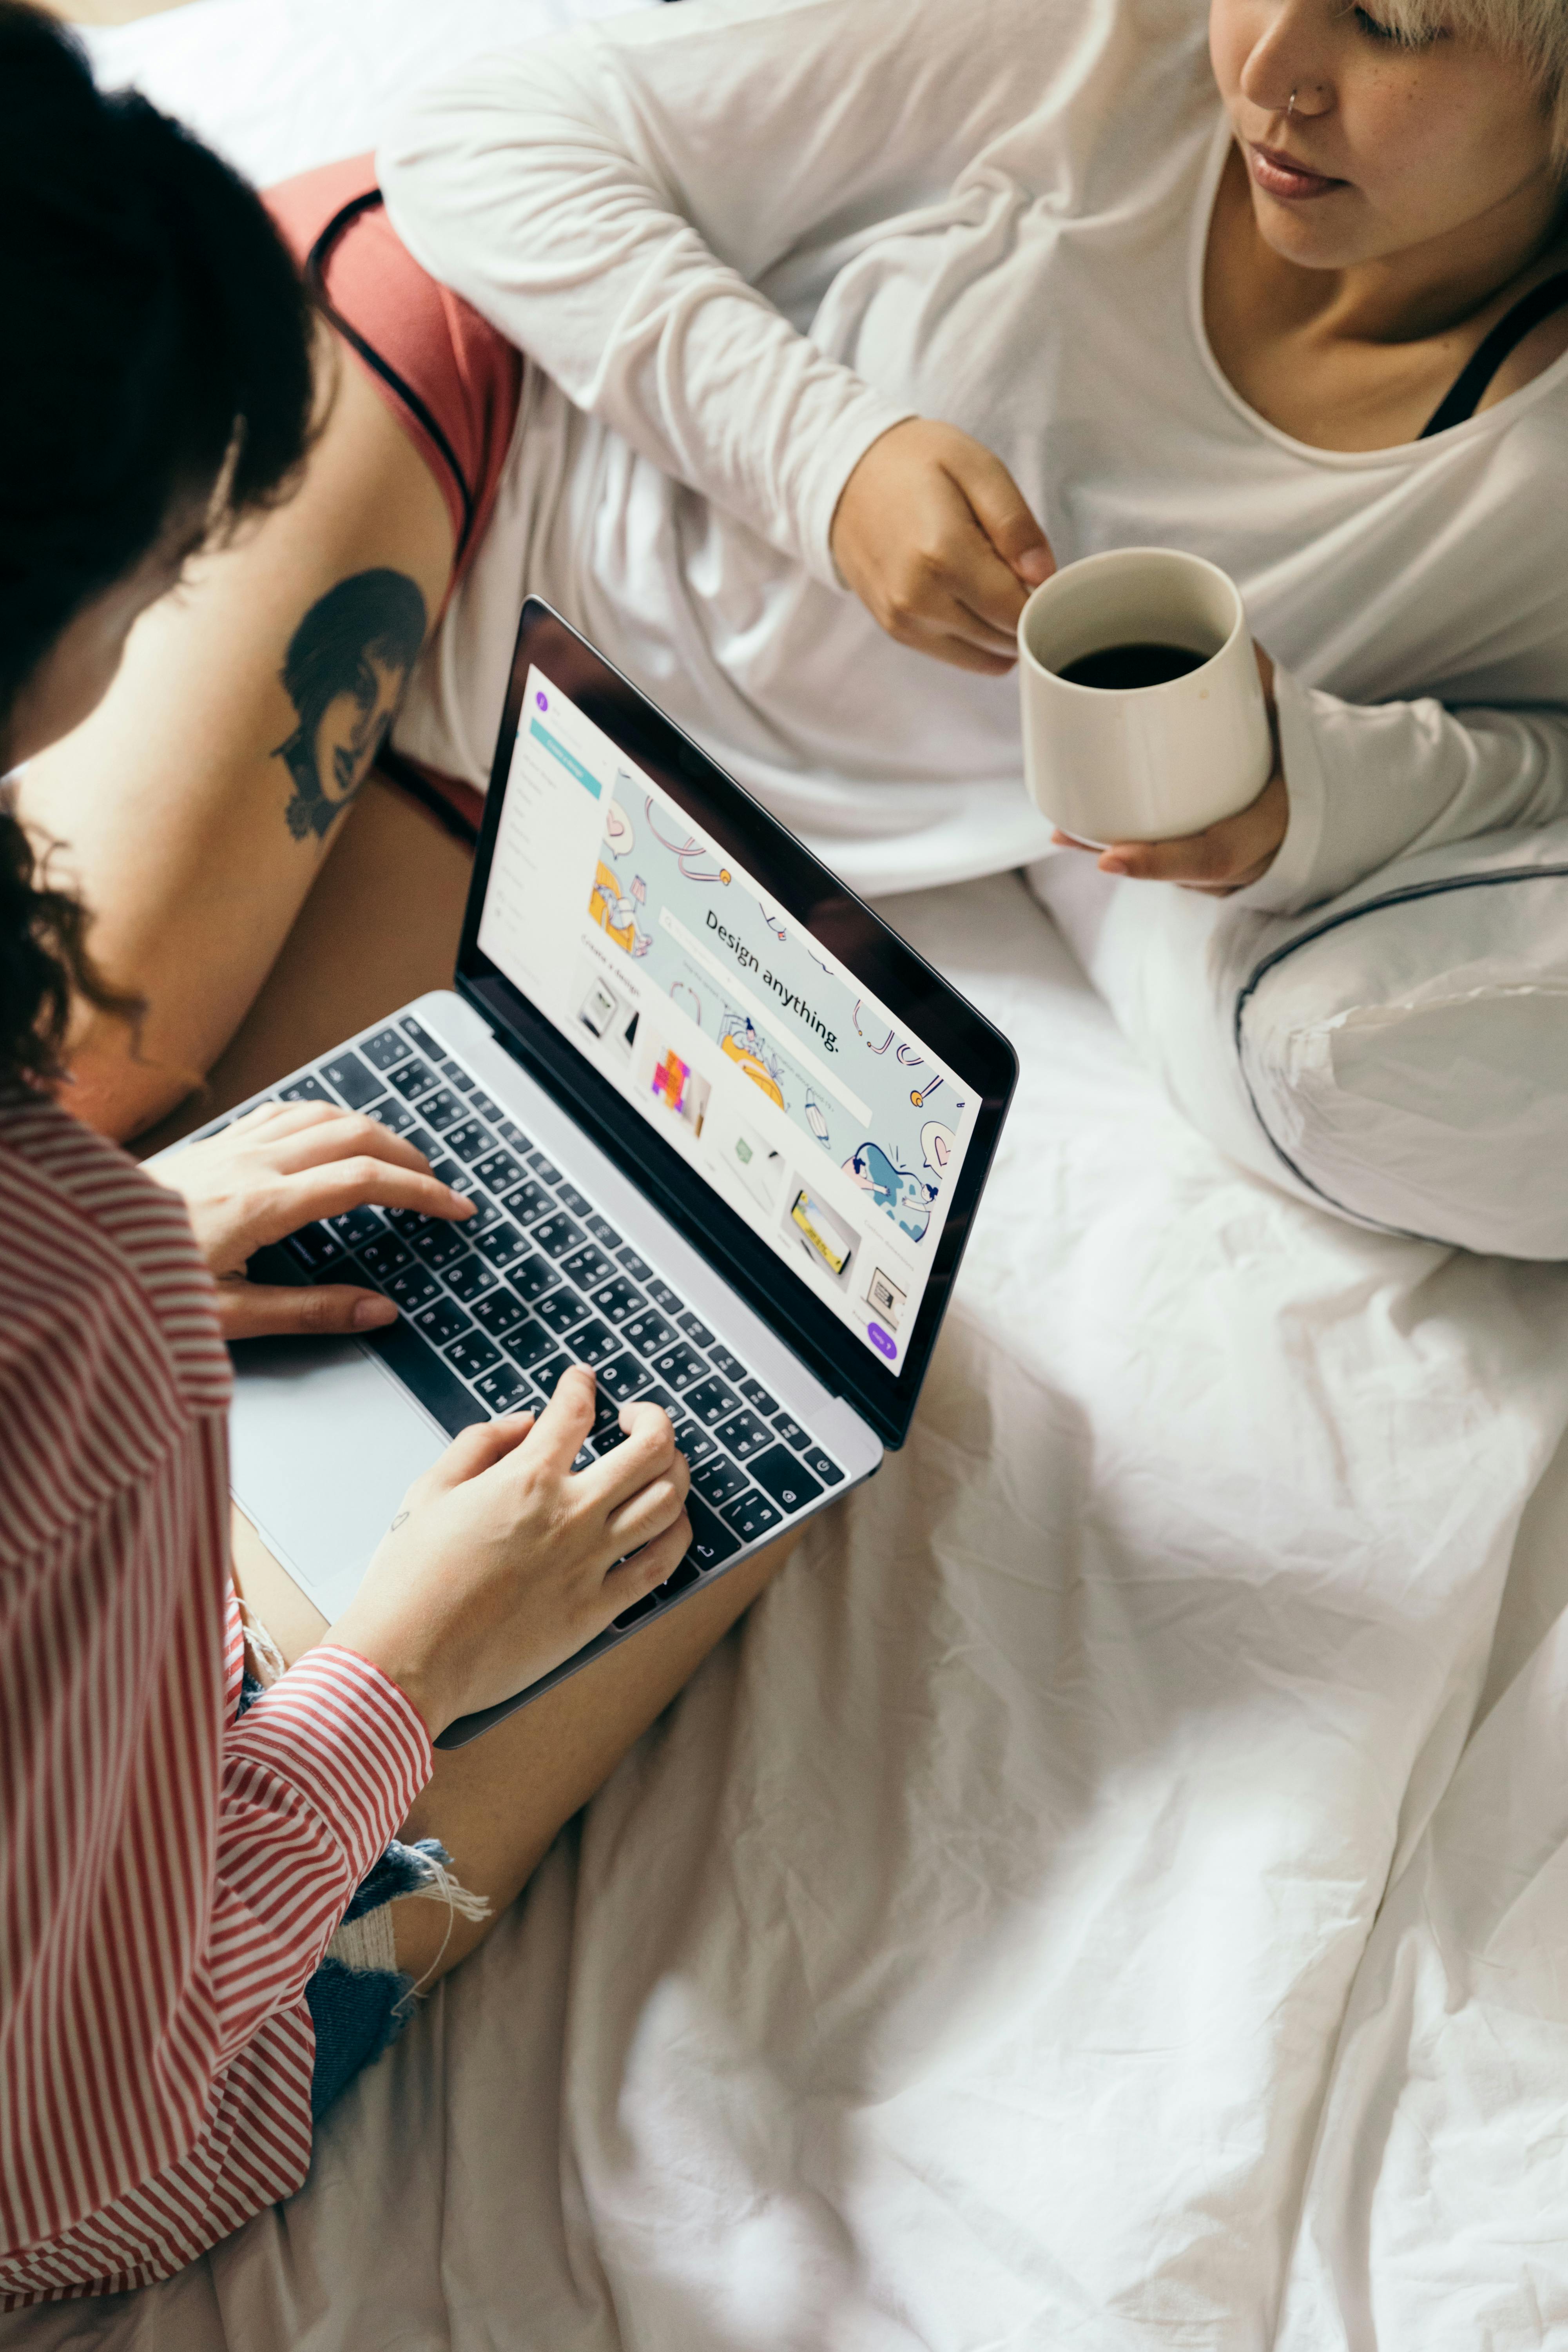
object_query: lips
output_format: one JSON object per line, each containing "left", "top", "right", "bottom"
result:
{"left": 1247, "top": 140, "right": 1347, "bottom": 201}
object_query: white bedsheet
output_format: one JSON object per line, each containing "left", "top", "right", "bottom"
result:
{"left": 12, "top": 9, "right": 1568, "bottom": 2341}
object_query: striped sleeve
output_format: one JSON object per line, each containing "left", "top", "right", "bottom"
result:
{"left": 0, "top": 1100, "right": 431, "bottom": 2307}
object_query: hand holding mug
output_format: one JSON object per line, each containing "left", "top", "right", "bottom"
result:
{"left": 1019, "top": 547, "right": 1282, "bottom": 883}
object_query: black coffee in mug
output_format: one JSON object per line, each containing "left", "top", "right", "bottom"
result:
{"left": 1057, "top": 641, "right": 1207, "bottom": 691}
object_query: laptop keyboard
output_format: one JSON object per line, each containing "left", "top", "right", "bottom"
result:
{"left": 251, "top": 1014, "right": 844, "bottom": 1623}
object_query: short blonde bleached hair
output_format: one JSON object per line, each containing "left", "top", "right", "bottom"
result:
{"left": 1365, "top": 0, "right": 1568, "bottom": 161}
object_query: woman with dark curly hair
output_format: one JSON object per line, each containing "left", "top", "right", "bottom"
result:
{"left": 0, "top": 7, "right": 793, "bottom": 2305}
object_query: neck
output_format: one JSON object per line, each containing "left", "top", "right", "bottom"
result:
{"left": 1222, "top": 142, "right": 1568, "bottom": 346}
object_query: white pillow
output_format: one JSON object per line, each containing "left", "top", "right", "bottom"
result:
{"left": 1028, "top": 823, "right": 1568, "bottom": 1259}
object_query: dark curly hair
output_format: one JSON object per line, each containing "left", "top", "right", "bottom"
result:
{"left": 0, "top": 1, "right": 315, "bottom": 1096}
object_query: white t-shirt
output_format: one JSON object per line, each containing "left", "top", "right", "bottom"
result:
{"left": 379, "top": 0, "right": 1568, "bottom": 909}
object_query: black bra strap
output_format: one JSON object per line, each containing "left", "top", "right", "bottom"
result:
{"left": 1420, "top": 267, "right": 1568, "bottom": 438}
{"left": 305, "top": 189, "right": 479, "bottom": 561}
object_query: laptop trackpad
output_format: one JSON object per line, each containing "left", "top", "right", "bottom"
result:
{"left": 228, "top": 1336, "right": 447, "bottom": 1624}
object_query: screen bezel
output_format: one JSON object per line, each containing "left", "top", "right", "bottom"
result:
{"left": 455, "top": 600, "right": 1017, "bottom": 1450}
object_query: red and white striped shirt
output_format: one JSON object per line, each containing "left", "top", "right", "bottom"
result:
{"left": 0, "top": 1096, "right": 432, "bottom": 2306}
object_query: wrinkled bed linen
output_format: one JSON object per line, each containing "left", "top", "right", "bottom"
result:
{"left": 25, "top": 7, "right": 1568, "bottom": 2339}
{"left": 13, "top": 870, "right": 1568, "bottom": 2348}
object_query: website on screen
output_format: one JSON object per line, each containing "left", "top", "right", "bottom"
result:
{"left": 477, "top": 667, "right": 975, "bottom": 1369}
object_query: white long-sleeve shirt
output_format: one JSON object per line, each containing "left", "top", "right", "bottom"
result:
{"left": 379, "top": 0, "right": 1568, "bottom": 908}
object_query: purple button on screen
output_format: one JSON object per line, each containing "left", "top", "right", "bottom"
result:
{"left": 535, "top": 690, "right": 548, "bottom": 711}
{"left": 867, "top": 1323, "right": 897, "bottom": 1360}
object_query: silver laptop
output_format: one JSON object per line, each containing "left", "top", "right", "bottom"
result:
{"left": 194, "top": 602, "right": 1016, "bottom": 1745}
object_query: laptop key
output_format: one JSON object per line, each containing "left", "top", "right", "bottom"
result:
{"left": 570, "top": 1319, "right": 619, "bottom": 1368}
{"left": 531, "top": 1353, "right": 576, "bottom": 1400}
{"left": 328, "top": 1206, "right": 384, "bottom": 1249}
{"left": 683, "top": 1495, "right": 741, "bottom": 1572}
{"left": 662, "top": 1559, "right": 702, "bottom": 1597}
{"left": 321, "top": 1050, "right": 384, "bottom": 1111}
{"left": 469, "top": 1092, "right": 503, "bottom": 1122}
{"left": 385, "top": 1264, "right": 442, "bottom": 1314}
{"left": 586, "top": 1214, "right": 622, "bottom": 1250}
{"left": 438, "top": 1057, "right": 475, "bottom": 1092}
{"left": 589, "top": 1425, "right": 626, "bottom": 1460}
{"left": 562, "top": 1244, "right": 616, "bottom": 1293}
{"left": 719, "top": 1490, "right": 783, "bottom": 1543}
{"left": 772, "top": 1412, "right": 808, "bottom": 1448}
{"left": 739, "top": 1377, "right": 779, "bottom": 1417}
{"left": 473, "top": 1290, "right": 527, "bottom": 1340}
{"left": 532, "top": 1213, "right": 584, "bottom": 1260}
{"left": 496, "top": 1120, "right": 532, "bottom": 1153}
{"left": 558, "top": 1184, "right": 593, "bottom": 1219}
{"left": 358, "top": 1233, "right": 413, "bottom": 1284}
{"left": 506, "top": 1250, "right": 558, "bottom": 1303}
{"left": 369, "top": 1099, "right": 419, "bottom": 1138}
{"left": 799, "top": 1446, "right": 844, "bottom": 1487}
{"left": 414, "top": 1296, "right": 472, "bottom": 1349}
{"left": 362, "top": 1025, "right": 411, "bottom": 1073}
{"left": 477, "top": 1152, "right": 530, "bottom": 1200}
{"left": 402, "top": 1018, "right": 443, "bottom": 1058}
{"left": 285, "top": 1223, "right": 344, "bottom": 1273}
{"left": 669, "top": 1418, "right": 718, "bottom": 1469}
{"left": 712, "top": 1408, "right": 772, "bottom": 1463}
{"left": 528, "top": 1150, "right": 561, "bottom": 1181}
{"left": 445, "top": 1330, "right": 501, "bottom": 1380}
{"left": 388, "top": 1059, "right": 437, "bottom": 1102}
{"left": 475, "top": 1224, "right": 528, "bottom": 1271}
{"left": 444, "top": 1120, "right": 490, "bottom": 1164}
{"left": 279, "top": 1074, "right": 333, "bottom": 1105}
{"left": 683, "top": 1376, "right": 742, "bottom": 1430}
{"left": 613, "top": 1592, "right": 661, "bottom": 1630}
{"left": 504, "top": 1320, "right": 560, "bottom": 1372}
{"left": 537, "top": 1289, "right": 589, "bottom": 1336}
{"left": 617, "top": 1247, "right": 654, "bottom": 1281}
{"left": 622, "top": 1310, "right": 677, "bottom": 1360}
{"left": 596, "top": 1353, "right": 649, "bottom": 1404}
{"left": 693, "top": 1456, "right": 749, "bottom": 1511}
{"left": 459, "top": 1193, "right": 503, "bottom": 1236}
{"left": 409, "top": 1220, "right": 470, "bottom": 1272}
{"left": 650, "top": 1343, "right": 707, "bottom": 1392}
{"left": 647, "top": 1279, "right": 682, "bottom": 1317}
{"left": 475, "top": 1364, "right": 529, "bottom": 1414}
{"left": 442, "top": 1251, "right": 498, "bottom": 1306}
{"left": 591, "top": 1275, "right": 644, "bottom": 1324}
{"left": 678, "top": 1311, "right": 716, "bottom": 1347}
{"left": 710, "top": 1346, "right": 747, "bottom": 1385}
{"left": 420, "top": 1089, "right": 464, "bottom": 1132}
{"left": 746, "top": 1444, "right": 825, "bottom": 1513}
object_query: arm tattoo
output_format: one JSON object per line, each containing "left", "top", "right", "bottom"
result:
{"left": 274, "top": 568, "right": 427, "bottom": 842}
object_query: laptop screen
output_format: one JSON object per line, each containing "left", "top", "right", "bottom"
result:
{"left": 475, "top": 659, "right": 975, "bottom": 1376}
{"left": 458, "top": 602, "right": 1015, "bottom": 1448}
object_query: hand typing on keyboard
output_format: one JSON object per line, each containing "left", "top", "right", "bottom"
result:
{"left": 328, "top": 1367, "right": 692, "bottom": 1735}
{"left": 154, "top": 1099, "right": 474, "bottom": 1340}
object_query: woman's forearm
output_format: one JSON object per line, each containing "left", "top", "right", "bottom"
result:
{"left": 377, "top": 0, "right": 1049, "bottom": 575}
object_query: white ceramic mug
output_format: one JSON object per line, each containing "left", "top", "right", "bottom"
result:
{"left": 1017, "top": 548, "right": 1273, "bottom": 845}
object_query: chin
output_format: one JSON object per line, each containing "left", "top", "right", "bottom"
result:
{"left": 1249, "top": 189, "right": 1361, "bottom": 272}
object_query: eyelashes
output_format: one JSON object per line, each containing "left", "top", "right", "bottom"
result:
{"left": 1349, "top": 4, "right": 1443, "bottom": 46}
